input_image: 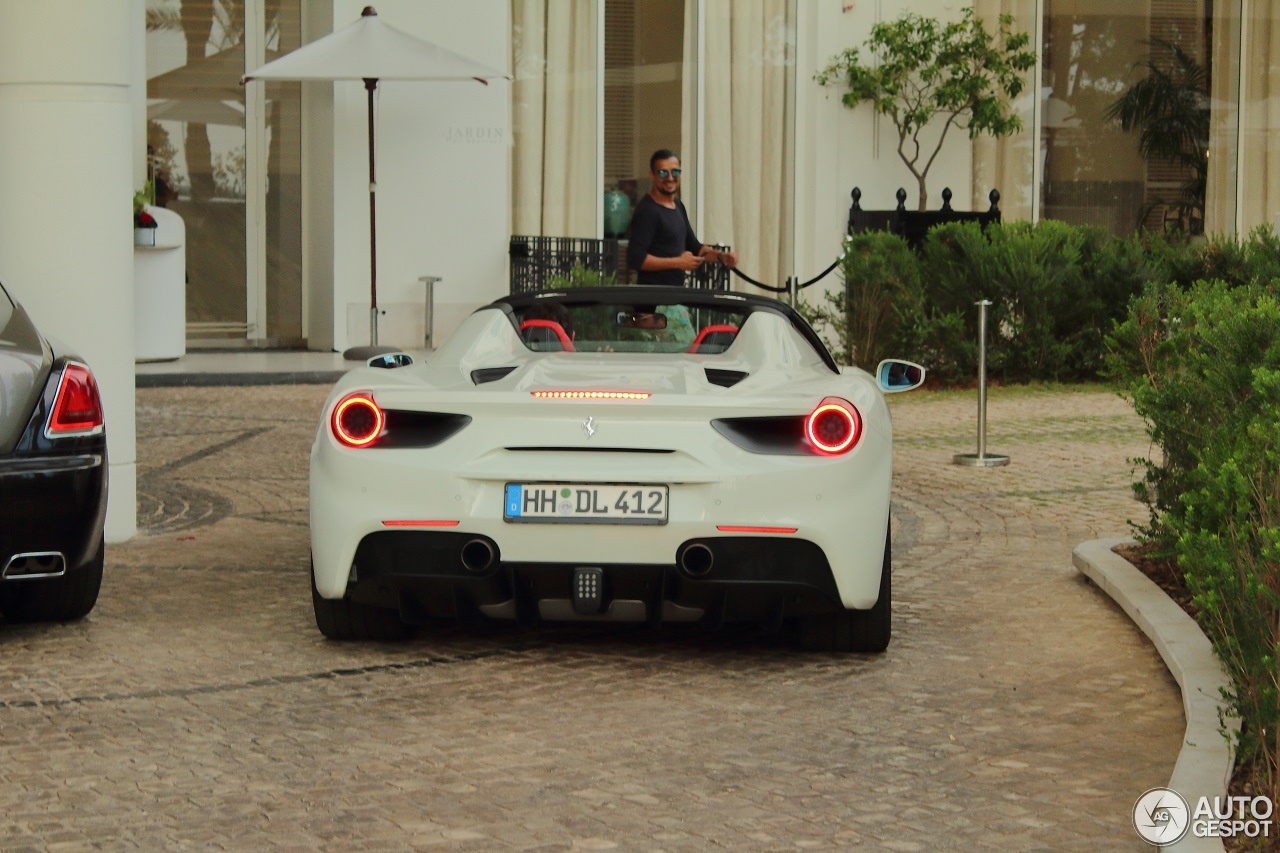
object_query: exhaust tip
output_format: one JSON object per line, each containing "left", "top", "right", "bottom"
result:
{"left": 3, "top": 551, "right": 67, "bottom": 580}
{"left": 678, "top": 543, "right": 714, "bottom": 577}
{"left": 460, "top": 539, "right": 497, "bottom": 573}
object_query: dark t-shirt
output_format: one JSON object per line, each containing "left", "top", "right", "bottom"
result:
{"left": 627, "top": 195, "right": 702, "bottom": 286}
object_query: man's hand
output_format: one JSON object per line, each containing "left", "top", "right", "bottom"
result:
{"left": 699, "top": 247, "right": 738, "bottom": 268}
{"left": 672, "top": 251, "right": 705, "bottom": 271}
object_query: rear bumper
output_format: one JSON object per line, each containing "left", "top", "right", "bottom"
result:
{"left": 311, "top": 396, "right": 894, "bottom": 609}
{"left": 0, "top": 453, "right": 107, "bottom": 574}
{"left": 345, "top": 530, "right": 845, "bottom": 625}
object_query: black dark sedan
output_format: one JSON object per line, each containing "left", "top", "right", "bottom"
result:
{"left": 0, "top": 280, "right": 106, "bottom": 622}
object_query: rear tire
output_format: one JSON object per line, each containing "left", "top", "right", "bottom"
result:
{"left": 310, "top": 563, "right": 412, "bottom": 641}
{"left": 0, "top": 540, "right": 104, "bottom": 623}
{"left": 797, "top": 527, "right": 891, "bottom": 653}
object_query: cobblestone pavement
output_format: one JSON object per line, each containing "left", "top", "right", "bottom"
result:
{"left": 0, "top": 384, "right": 1182, "bottom": 851}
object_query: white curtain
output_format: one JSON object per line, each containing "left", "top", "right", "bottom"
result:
{"left": 972, "top": 0, "right": 1037, "bottom": 222}
{"left": 511, "top": 0, "right": 596, "bottom": 237}
{"left": 1205, "top": 0, "right": 1239, "bottom": 236}
{"left": 701, "top": 0, "right": 791, "bottom": 289}
{"left": 1238, "top": 2, "right": 1280, "bottom": 234}
{"left": 681, "top": 1, "right": 697, "bottom": 223}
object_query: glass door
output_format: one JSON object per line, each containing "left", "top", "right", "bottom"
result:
{"left": 144, "top": 0, "right": 302, "bottom": 345}
{"left": 604, "top": 0, "right": 690, "bottom": 254}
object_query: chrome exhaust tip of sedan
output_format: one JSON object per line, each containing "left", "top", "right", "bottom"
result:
{"left": 460, "top": 539, "right": 497, "bottom": 573}
{"left": 2, "top": 551, "right": 67, "bottom": 580}
{"left": 678, "top": 543, "right": 714, "bottom": 577}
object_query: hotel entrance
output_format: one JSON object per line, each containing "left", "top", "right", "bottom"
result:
{"left": 145, "top": 0, "right": 303, "bottom": 347}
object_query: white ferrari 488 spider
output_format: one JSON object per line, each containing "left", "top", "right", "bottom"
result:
{"left": 310, "top": 286, "right": 923, "bottom": 651}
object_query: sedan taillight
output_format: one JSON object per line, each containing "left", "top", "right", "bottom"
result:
{"left": 805, "top": 397, "right": 861, "bottom": 455}
{"left": 44, "top": 361, "right": 104, "bottom": 438}
{"left": 332, "top": 392, "right": 384, "bottom": 447}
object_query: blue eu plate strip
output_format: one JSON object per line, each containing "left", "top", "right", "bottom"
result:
{"left": 505, "top": 484, "right": 522, "bottom": 517}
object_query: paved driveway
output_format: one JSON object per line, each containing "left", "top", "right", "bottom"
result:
{"left": 0, "top": 385, "right": 1182, "bottom": 851}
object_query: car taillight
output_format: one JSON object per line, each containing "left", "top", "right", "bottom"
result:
{"left": 332, "top": 392, "right": 384, "bottom": 447}
{"left": 44, "top": 361, "right": 104, "bottom": 438}
{"left": 805, "top": 397, "right": 861, "bottom": 455}
{"left": 531, "top": 390, "right": 650, "bottom": 400}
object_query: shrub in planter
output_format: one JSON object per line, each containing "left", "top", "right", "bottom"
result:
{"left": 917, "top": 220, "right": 1145, "bottom": 383}
{"left": 1075, "top": 227, "right": 1152, "bottom": 375}
{"left": 1144, "top": 225, "right": 1280, "bottom": 290}
{"left": 803, "top": 218, "right": 1147, "bottom": 387}
{"left": 909, "top": 221, "right": 991, "bottom": 385}
{"left": 980, "top": 220, "right": 1088, "bottom": 382}
{"left": 546, "top": 265, "right": 616, "bottom": 290}
{"left": 809, "top": 230, "right": 922, "bottom": 369}
{"left": 1176, "top": 402, "right": 1280, "bottom": 805}
{"left": 1109, "top": 280, "right": 1280, "bottom": 804}
{"left": 1108, "top": 280, "right": 1277, "bottom": 536}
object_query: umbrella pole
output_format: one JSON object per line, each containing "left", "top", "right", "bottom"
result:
{"left": 366, "top": 77, "right": 378, "bottom": 346}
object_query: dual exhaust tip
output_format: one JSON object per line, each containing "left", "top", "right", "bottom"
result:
{"left": 459, "top": 538, "right": 714, "bottom": 578}
{"left": 2, "top": 551, "right": 67, "bottom": 580}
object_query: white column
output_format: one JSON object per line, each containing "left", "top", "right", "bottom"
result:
{"left": 0, "top": 0, "right": 139, "bottom": 542}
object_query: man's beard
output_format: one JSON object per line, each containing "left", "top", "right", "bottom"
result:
{"left": 655, "top": 183, "right": 677, "bottom": 198}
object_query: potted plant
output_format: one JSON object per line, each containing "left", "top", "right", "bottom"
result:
{"left": 133, "top": 180, "right": 157, "bottom": 247}
{"left": 816, "top": 8, "right": 1036, "bottom": 212}
{"left": 1104, "top": 39, "right": 1208, "bottom": 235}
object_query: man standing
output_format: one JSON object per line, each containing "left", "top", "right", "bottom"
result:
{"left": 627, "top": 149, "right": 738, "bottom": 285}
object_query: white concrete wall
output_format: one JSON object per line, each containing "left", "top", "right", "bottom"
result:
{"left": 324, "top": 0, "right": 511, "bottom": 352}
{"left": 794, "top": 1, "right": 973, "bottom": 306}
{"left": 0, "top": 0, "right": 139, "bottom": 542}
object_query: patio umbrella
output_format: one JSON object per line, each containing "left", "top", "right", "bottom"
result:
{"left": 242, "top": 6, "right": 507, "bottom": 354}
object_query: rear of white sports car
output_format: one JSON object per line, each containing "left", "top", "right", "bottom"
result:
{"left": 310, "top": 287, "right": 919, "bottom": 651}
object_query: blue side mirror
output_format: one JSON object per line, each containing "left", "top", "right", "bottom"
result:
{"left": 876, "top": 359, "right": 926, "bottom": 393}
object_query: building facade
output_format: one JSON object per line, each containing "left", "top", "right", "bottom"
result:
{"left": 138, "top": 0, "right": 1279, "bottom": 355}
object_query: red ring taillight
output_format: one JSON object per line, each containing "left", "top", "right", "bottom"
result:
{"left": 805, "top": 397, "right": 861, "bottom": 455}
{"left": 331, "top": 392, "right": 384, "bottom": 447}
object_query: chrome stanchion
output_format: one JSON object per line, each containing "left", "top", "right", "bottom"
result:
{"left": 419, "top": 275, "right": 442, "bottom": 349}
{"left": 954, "top": 299, "right": 1010, "bottom": 467}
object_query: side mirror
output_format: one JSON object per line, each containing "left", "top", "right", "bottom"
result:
{"left": 368, "top": 352, "right": 414, "bottom": 369}
{"left": 876, "top": 359, "right": 925, "bottom": 393}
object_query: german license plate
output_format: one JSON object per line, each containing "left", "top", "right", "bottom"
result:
{"left": 504, "top": 483, "right": 669, "bottom": 524}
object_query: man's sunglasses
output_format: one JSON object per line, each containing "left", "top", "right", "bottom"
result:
{"left": 655, "top": 169, "right": 682, "bottom": 179}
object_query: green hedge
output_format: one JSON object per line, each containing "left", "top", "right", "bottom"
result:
{"left": 803, "top": 220, "right": 1150, "bottom": 384}
{"left": 1107, "top": 264, "right": 1280, "bottom": 805}
{"left": 803, "top": 220, "right": 1280, "bottom": 794}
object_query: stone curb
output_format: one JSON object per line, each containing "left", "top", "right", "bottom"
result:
{"left": 136, "top": 370, "right": 345, "bottom": 388}
{"left": 1073, "top": 538, "right": 1238, "bottom": 853}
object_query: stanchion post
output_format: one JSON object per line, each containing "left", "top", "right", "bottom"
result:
{"left": 954, "top": 299, "right": 1010, "bottom": 467}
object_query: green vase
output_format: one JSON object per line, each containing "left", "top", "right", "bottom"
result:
{"left": 603, "top": 190, "right": 631, "bottom": 237}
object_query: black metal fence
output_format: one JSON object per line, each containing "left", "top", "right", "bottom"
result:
{"left": 508, "top": 237, "right": 619, "bottom": 293}
{"left": 509, "top": 236, "right": 731, "bottom": 294}
{"left": 848, "top": 187, "right": 1001, "bottom": 250}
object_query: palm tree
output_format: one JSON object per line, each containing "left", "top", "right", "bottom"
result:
{"left": 1105, "top": 39, "right": 1209, "bottom": 235}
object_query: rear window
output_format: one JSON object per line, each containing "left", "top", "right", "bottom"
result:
{"left": 514, "top": 298, "right": 749, "bottom": 354}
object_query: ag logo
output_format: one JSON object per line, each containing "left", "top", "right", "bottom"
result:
{"left": 1134, "top": 787, "right": 1190, "bottom": 845}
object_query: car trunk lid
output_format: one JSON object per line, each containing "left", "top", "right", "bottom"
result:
{"left": 0, "top": 297, "right": 51, "bottom": 455}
